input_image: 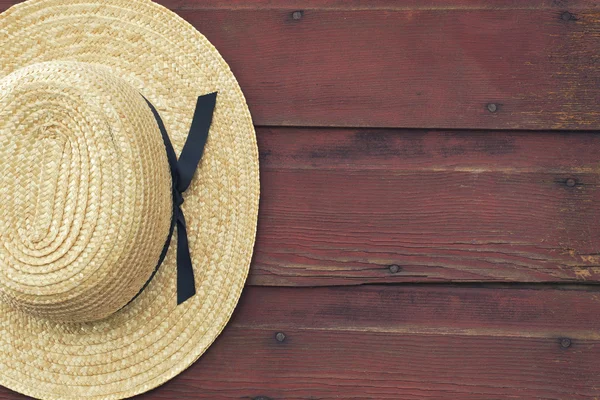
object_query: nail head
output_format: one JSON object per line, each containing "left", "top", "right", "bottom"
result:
{"left": 560, "top": 338, "right": 572, "bottom": 348}
{"left": 389, "top": 264, "right": 400, "bottom": 274}
{"left": 292, "top": 11, "right": 303, "bottom": 20}
{"left": 275, "top": 332, "right": 286, "bottom": 342}
{"left": 566, "top": 178, "right": 576, "bottom": 187}
{"left": 561, "top": 11, "right": 573, "bottom": 21}
{"left": 487, "top": 103, "right": 498, "bottom": 113}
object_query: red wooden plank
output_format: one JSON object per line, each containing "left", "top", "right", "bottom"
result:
{"left": 0, "top": 285, "right": 592, "bottom": 400}
{"left": 155, "top": 0, "right": 600, "bottom": 11}
{"left": 1, "top": 1, "right": 599, "bottom": 129}
{"left": 1, "top": 285, "right": 598, "bottom": 399}
{"left": 3, "top": 0, "right": 600, "bottom": 11}
{"left": 251, "top": 128, "right": 600, "bottom": 286}
{"left": 181, "top": 5, "right": 600, "bottom": 130}
{"left": 133, "top": 285, "right": 600, "bottom": 399}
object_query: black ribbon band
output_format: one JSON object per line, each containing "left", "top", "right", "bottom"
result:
{"left": 138, "top": 93, "right": 217, "bottom": 305}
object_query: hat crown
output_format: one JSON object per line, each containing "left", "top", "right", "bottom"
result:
{"left": 0, "top": 62, "right": 172, "bottom": 322}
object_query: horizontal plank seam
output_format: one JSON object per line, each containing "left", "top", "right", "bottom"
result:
{"left": 254, "top": 124, "right": 600, "bottom": 133}
{"left": 231, "top": 323, "right": 600, "bottom": 340}
{"left": 260, "top": 165, "right": 600, "bottom": 174}
{"left": 169, "top": 5, "right": 599, "bottom": 11}
{"left": 247, "top": 281, "right": 600, "bottom": 291}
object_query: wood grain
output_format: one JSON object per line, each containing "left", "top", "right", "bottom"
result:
{"left": 3, "top": 0, "right": 600, "bottom": 10}
{"left": 175, "top": 3, "right": 600, "bottom": 130}
{"left": 1, "top": 285, "right": 597, "bottom": 399}
{"left": 102, "top": 286, "right": 600, "bottom": 399}
{"left": 156, "top": 0, "right": 600, "bottom": 11}
{"left": 251, "top": 128, "right": 600, "bottom": 286}
{"left": 1, "top": 1, "right": 599, "bottom": 129}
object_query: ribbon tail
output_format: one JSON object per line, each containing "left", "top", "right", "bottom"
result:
{"left": 143, "top": 93, "right": 217, "bottom": 306}
{"left": 177, "top": 92, "right": 217, "bottom": 192}
{"left": 176, "top": 209, "right": 196, "bottom": 305}
{"left": 173, "top": 92, "right": 217, "bottom": 304}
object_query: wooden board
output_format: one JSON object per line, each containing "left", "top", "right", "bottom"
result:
{"left": 1, "top": 285, "right": 598, "bottom": 399}
{"left": 251, "top": 128, "right": 600, "bottom": 286}
{"left": 157, "top": 0, "right": 600, "bottom": 10}
{"left": 1, "top": 0, "right": 599, "bottom": 129}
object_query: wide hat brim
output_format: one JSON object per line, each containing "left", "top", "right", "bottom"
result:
{"left": 0, "top": 0, "right": 259, "bottom": 399}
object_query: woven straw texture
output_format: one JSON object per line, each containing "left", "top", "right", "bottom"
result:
{"left": 0, "top": 0, "right": 259, "bottom": 399}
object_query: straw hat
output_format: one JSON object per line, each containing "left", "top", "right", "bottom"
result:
{"left": 0, "top": 0, "right": 259, "bottom": 398}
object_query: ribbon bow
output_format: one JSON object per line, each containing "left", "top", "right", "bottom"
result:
{"left": 144, "top": 93, "right": 217, "bottom": 305}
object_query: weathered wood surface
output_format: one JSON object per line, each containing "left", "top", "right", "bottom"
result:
{"left": 157, "top": 0, "right": 600, "bottom": 10}
{"left": 252, "top": 128, "right": 600, "bottom": 286}
{"left": 1, "top": 0, "right": 599, "bottom": 129}
{"left": 0, "top": 1, "right": 599, "bottom": 399}
{"left": 0, "top": 285, "right": 598, "bottom": 399}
